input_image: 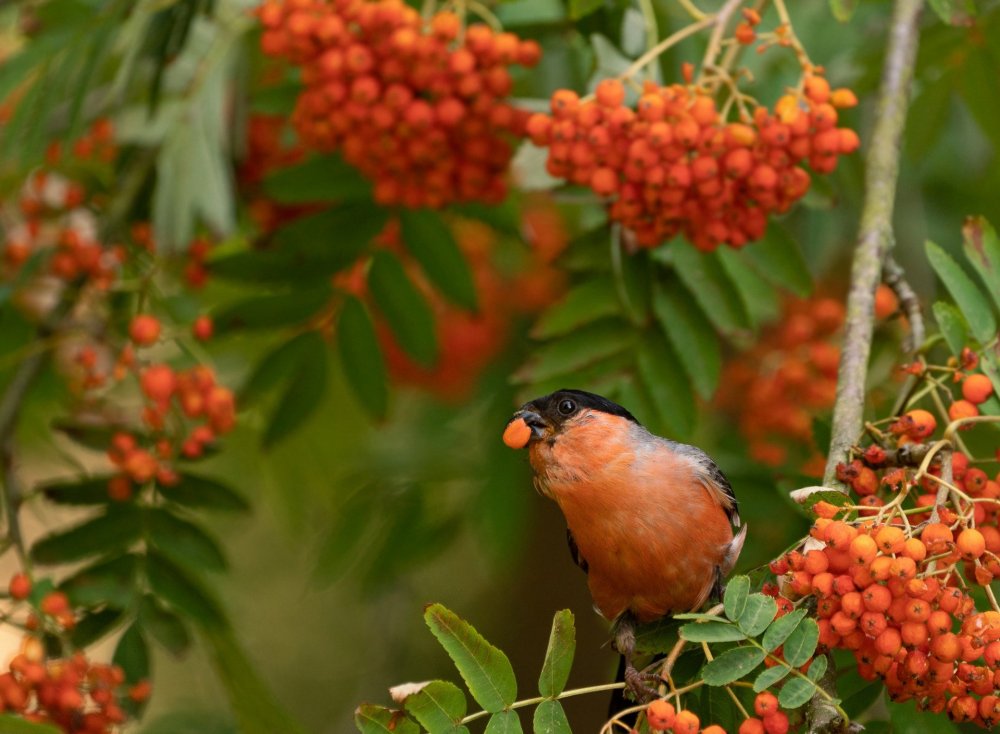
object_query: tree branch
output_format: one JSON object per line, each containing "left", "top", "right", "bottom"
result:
{"left": 810, "top": 1, "right": 924, "bottom": 732}
{"left": 822, "top": 0, "right": 924, "bottom": 489}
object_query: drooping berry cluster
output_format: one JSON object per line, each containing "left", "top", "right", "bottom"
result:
{"left": 525, "top": 76, "right": 859, "bottom": 250}
{"left": 2, "top": 581, "right": 139, "bottom": 733}
{"left": 715, "top": 295, "right": 846, "bottom": 474}
{"left": 256, "top": 0, "right": 540, "bottom": 208}
{"left": 642, "top": 695, "right": 788, "bottom": 734}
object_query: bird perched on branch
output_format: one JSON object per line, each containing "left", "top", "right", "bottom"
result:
{"left": 502, "top": 389, "right": 746, "bottom": 702}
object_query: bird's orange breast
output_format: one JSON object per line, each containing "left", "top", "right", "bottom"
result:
{"left": 530, "top": 414, "right": 734, "bottom": 623}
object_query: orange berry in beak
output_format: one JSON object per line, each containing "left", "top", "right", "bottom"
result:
{"left": 503, "top": 417, "right": 532, "bottom": 449}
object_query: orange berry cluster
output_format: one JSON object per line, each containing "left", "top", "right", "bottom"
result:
{"left": 525, "top": 75, "right": 859, "bottom": 250}
{"left": 256, "top": 0, "right": 540, "bottom": 208}
{"left": 737, "top": 691, "right": 790, "bottom": 734}
{"left": 3, "top": 169, "right": 123, "bottom": 290}
{"left": 769, "top": 513, "right": 1000, "bottom": 725}
{"left": 948, "top": 357, "right": 995, "bottom": 423}
{"left": 715, "top": 296, "right": 846, "bottom": 474}
{"left": 645, "top": 698, "right": 731, "bottom": 734}
{"left": 3, "top": 580, "right": 138, "bottom": 732}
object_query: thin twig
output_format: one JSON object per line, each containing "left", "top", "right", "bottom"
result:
{"left": 883, "top": 254, "right": 925, "bottom": 354}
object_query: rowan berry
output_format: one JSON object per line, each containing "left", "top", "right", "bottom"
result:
{"left": 962, "top": 374, "right": 994, "bottom": 405}
{"left": 8, "top": 573, "right": 31, "bottom": 600}
{"left": 957, "top": 528, "right": 987, "bottom": 560}
{"left": 646, "top": 700, "right": 675, "bottom": 730}
{"left": 129, "top": 314, "right": 161, "bottom": 346}
{"left": 672, "top": 709, "right": 699, "bottom": 734}
{"left": 950, "top": 399, "right": 980, "bottom": 422}
{"left": 762, "top": 710, "right": 789, "bottom": 734}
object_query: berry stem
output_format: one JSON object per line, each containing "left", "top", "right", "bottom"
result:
{"left": 618, "top": 14, "right": 716, "bottom": 82}
{"left": 459, "top": 681, "right": 626, "bottom": 725}
{"left": 698, "top": 0, "right": 746, "bottom": 83}
{"left": 676, "top": 0, "right": 708, "bottom": 22}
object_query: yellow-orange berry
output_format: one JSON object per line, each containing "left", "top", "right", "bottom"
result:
{"left": 129, "top": 314, "right": 161, "bottom": 346}
{"left": 957, "top": 528, "right": 986, "bottom": 560}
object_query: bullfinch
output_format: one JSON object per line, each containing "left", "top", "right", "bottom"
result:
{"left": 503, "top": 388, "right": 747, "bottom": 701}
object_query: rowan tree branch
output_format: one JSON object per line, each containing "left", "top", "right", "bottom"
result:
{"left": 810, "top": 1, "right": 924, "bottom": 731}
{"left": 822, "top": 0, "right": 924, "bottom": 489}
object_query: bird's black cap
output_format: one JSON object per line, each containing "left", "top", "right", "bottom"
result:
{"left": 526, "top": 388, "right": 639, "bottom": 424}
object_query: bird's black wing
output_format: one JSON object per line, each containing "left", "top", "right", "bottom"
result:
{"left": 567, "top": 528, "right": 588, "bottom": 573}
{"left": 705, "top": 458, "right": 740, "bottom": 526}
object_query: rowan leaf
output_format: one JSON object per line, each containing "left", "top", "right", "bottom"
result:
{"left": 723, "top": 576, "right": 750, "bottom": 621}
{"left": 762, "top": 609, "right": 807, "bottom": 652}
{"left": 532, "top": 699, "right": 570, "bottom": 734}
{"left": 701, "top": 646, "right": 766, "bottom": 686}
{"left": 737, "top": 594, "right": 778, "bottom": 637}
{"left": 424, "top": 604, "right": 516, "bottom": 713}
{"left": 679, "top": 622, "right": 747, "bottom": 643}
{"left": 538, "top": 609, "right": 575, "bottom": 697}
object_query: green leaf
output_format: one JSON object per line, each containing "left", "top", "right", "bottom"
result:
{"left": 114, "top": 622, "right": 150, "bottom": 684}
{"left": 140, "top": 594, "right": 192, "bottom": 656}
{"left": 261, "top": 154, "right": 371, "bottom": 203}
{"left": 723, "top": 576, "right": 750, "bottom": 621}
{"left": 673, "top": 612, "right": 726, "bottom": 621}
{"left": 807, "top": 654, "right": 828, "bottom": 682}
{"left": 71, "top": 608, "right": 123, "bottom": 648}
{"left": 515, "top": 319, "right": 634, "bottom": 383}
{"left": 890, "top": 699, "right": 959, "bottom": 733}
{"left": 782, "top": 617, "right": 819, "bottom": 667}
{"left": 616, "top": 246, "right": 652, "bottom": 324}
{"left": 637, "top": 333, "right": 696, "bottom": 438}
{"left": 532, "top": 279, "right": 620, "bottom": 340}
{"left": 42, "top": 476, "right": 114, "bottom": 505}
{"left": 400, "top": 681, "right": 467, "bottom": 733}
{"left": 240, "top": 331, "right": 319, "bottom": 407}
{"left": 752, "top": 664, "right": 791, "bottom": 692}
{"left": 204, "top": 628, "right": 311, "bottom": 734}
{"left": 671, "top": 242, "right": 750, "bottom": 336}
{"left": 264, "top": 331, "right": 328, "bottom": 448}
{"left": 932, "top": 301, "right": 970, "bottom": 357}
{"left": 0, "top": 715, "right": 62, "bottom": 734}
{"left": 424, "top": 603, "right": 517, "bottom": 713}
{"left": 777, "top": 675, "right": 817, "bottom": 709}
{"left": 538, "top": 609, "right": 575, "bottom": 697}
{"left": 737, "top": 594, "right": 778, "bottom": 637}
{"left": 828, "top": 0, "right": 857, "bottom": 22}
{"left": 165, "top": 473, "right": 250, "bottom": 513}
{"left": 568, "top": 0, "right": 604, "bottom": 20}
{"left": 762, "top": 609, "right": 807, "bottom": 652}
{"left": 60, "top": 554, "right": 137, "bottom": 608}
{"left": 925, "top": 240, "right": 997, "bottom": 344}
{"left": 146, "top": 551, "right": 226, "bottom": 630}
{"left": 701, "top": 646, "right": 766, "bottom": 686}
{"left": 31, "top": 506, "right": 142, "bottom": 565}
{"left": 369, "top": 250, "right": 438, "bottom": 367}
{"left": 716, "top": 248, "right": 780, "bottom": 328}
{"left": 532, "top": 699, "right": 570, "bottom": 734}
{"left": 484, "top": 711, "right": 523, "bottom": 734}
{"left": 213, "top": 287, "right": 333, "bottom": 334}
{"left": 927, "top": 0, "right": 975, "bottom": 25}
{"left": 652, "top": 278, "right": 721, "bottom": 399}
{"left": 337, "top": 296, "right": 388, "bottom": 420}
{"left": 742, "top": 226, "right": 812, "bottom": 296}
{"left": 147, "top": 508, "right": 227, "bottom": 573}
{"left": 679, "top": 622, "right": 747, "bottom": 643}
{"left": 355, "top": 706, "right": 419, "bottom": 734}
{"left": 211, "top": 205, "right": 387, "bottom": 284}
{"left": 962, "top": 216, "right": 1000, "bottom": 313}
{"left": 400, "top": 209, "right": 477, "bottom": 310}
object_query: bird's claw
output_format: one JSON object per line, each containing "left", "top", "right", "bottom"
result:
{"left": 624, "top": 665, "right": 662, "bottom": 703}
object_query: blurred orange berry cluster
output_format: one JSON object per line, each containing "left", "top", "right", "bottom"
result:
{"left": 0, "top": 580, "right": 138, "bottom": 733}
{"left": 526, "top": 73, "right": 858, "bottom": 250}
{"left": 715, "top": 295, "right": 847, "bottom": 474}
{"left": 256, "top": 0, "right": 539, "bottom": 207}
{"left": 2, "top": 121, "right": 122, "bottom": 290}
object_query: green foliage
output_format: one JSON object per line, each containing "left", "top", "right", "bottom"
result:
{"left": 538, "top": 610, "right": 576, "bottom": 698}
{"left": 424, "top": 604, "right": 517, "bottom": 714}
{"left": 400, "top": 681, "right": 468, "bottom": 733}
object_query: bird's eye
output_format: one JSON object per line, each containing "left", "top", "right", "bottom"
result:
{"left": 558, "top": 399, "right": 576, "bottom": 415}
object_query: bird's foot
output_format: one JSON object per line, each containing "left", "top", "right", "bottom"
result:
{"left": 624, "top": 664, "right": 662, "bottom": 703}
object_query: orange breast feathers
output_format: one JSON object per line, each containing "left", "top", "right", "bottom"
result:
{"left": 529, "top": 412, "right": 737, "bottom": 623}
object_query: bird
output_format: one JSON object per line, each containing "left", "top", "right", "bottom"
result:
{"left": 502, "top": 388, "right": 746, "bottom": 703}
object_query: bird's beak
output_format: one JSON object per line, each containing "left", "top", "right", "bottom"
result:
{"left": 502, "top": 409, "right": 549, "bottom": 449}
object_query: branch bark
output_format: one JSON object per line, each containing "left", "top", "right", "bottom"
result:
{"left": 810, "top": 0, "right": 924, "bottom": 731}
{"left": 822, "top": 0, "right": 924, "bottom": 489}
